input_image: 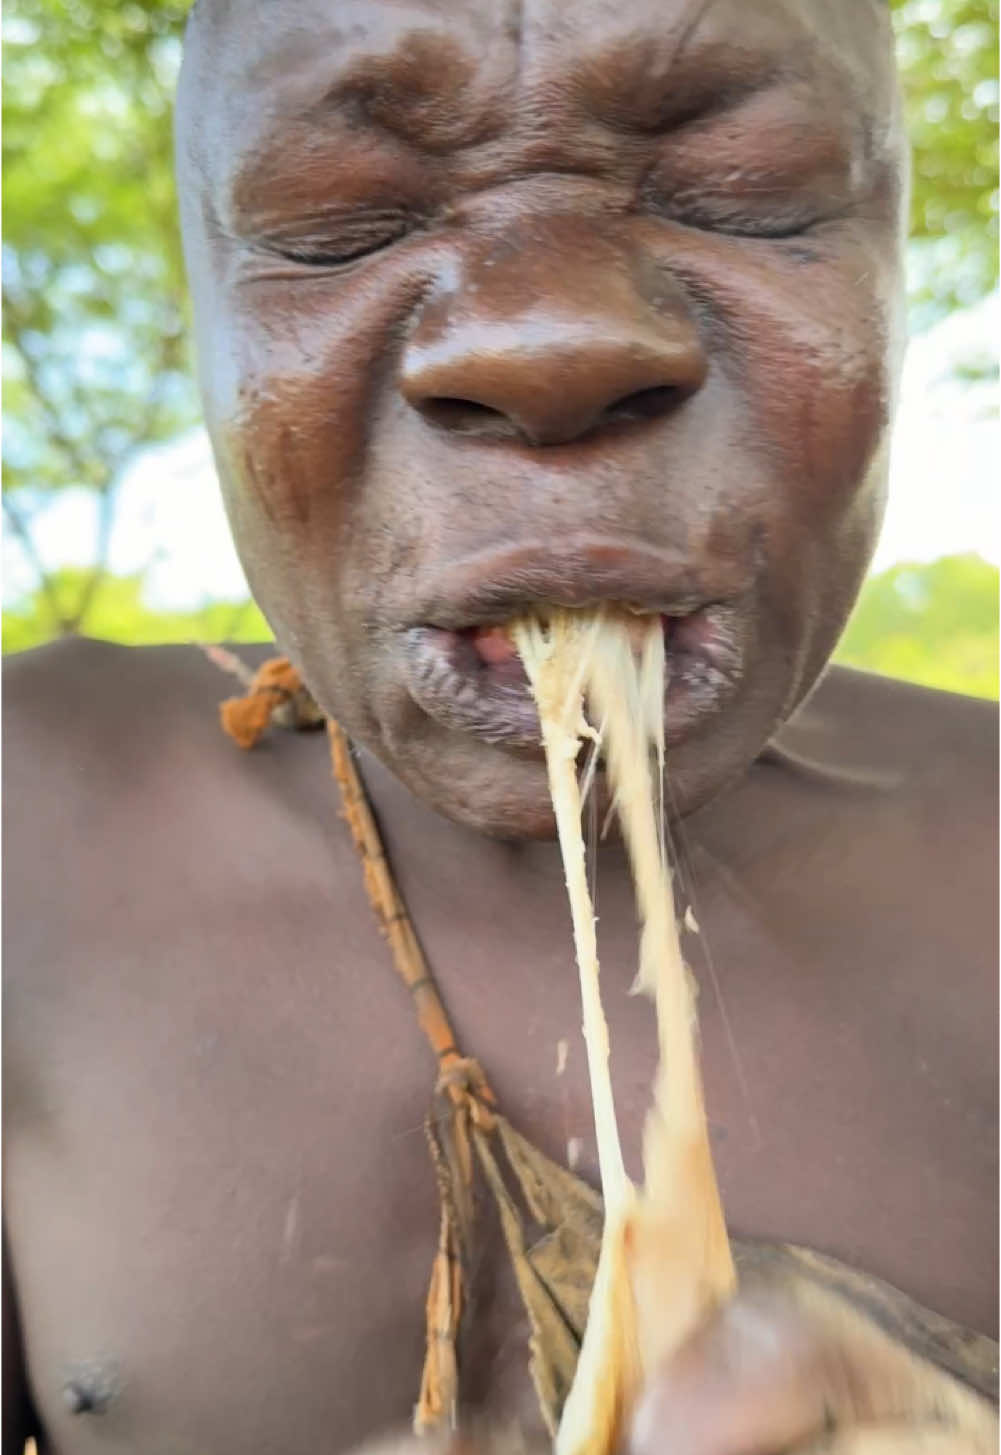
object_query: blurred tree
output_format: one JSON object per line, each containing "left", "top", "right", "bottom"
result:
{"left": 3, "top": 0, "right": 194, "bottom": 634}
{"left": 892, "top": 0, "right": 1000, "bottom": 325}
{"left": 2, "top": 0, "right": 999, "bottom": 679}
{"left": 2, "top": 569, "right": 269, "bottom": 655}
{"left": 836, "top": 554, "right": 999, "bottom": 699}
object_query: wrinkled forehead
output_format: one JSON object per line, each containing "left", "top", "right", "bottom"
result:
{"left": 180, "top": 0, "right": 896, "bottom": 194}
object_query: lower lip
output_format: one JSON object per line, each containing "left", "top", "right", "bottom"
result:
{"left": 402, "top": 608, "right": 745, "bottom": 751}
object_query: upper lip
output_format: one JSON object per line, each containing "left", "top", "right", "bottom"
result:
{"left": 411, "top": 539, "right": 746, "bottom": 631}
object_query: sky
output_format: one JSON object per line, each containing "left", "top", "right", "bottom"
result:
{"left": 3, "top": 291, "right": 998, "bottom": 612}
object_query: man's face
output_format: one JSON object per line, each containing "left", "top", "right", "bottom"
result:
{"left": 178, "top": 0, "right": 906, "bottom": 837}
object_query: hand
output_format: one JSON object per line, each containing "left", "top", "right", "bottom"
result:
{"left": 628, "top": 1269, "right": 997, "bottom": 1455}
{"left": 353, "top": 1266, "right": 996, "bottom": 1455}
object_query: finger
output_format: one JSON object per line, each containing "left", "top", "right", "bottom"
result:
{"left": 629, "top": 1286, "right": 843, "bottom": 1455}
{"left": 803, "top": 1425, "right": 997, "bottom": 1455}
{"left": 628, "top": 1282, "right": 995, "bottom": 1455}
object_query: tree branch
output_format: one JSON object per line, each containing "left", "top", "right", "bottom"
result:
{"left": 2, "top": 285, "right": 111, "bottom": 493}
{"left": 2, "top": 493, "right": 70, "bottom": 634}
{"left": 62, "top": 316, "right": 187, "bottom": 632}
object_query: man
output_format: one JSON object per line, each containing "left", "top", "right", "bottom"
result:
{"left": 3, "top": 0, "right": 996, "bottom": 1451}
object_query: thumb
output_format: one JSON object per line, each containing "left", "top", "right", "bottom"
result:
{"left": 803, "top": 1430, "right": 993, "bottom": 1454}
{"left": 628, "top": 1281, "right": 995, "bottom": 1455}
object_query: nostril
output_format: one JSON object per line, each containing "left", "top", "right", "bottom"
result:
{"left": 604, "top": 385, "right": 679, "bottom": 426}
{"left": 420, "top": 397, "right": 521, "bottom": 439}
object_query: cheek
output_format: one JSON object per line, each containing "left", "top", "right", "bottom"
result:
{"left": 735, "top": 277, "right": 891, "bottom": 516}
{"left": 724, "top": 252, "right": 897, "bottom": 635}
{"left": 204, "top": 261, "right": 434, "bottom": 542}
{"left": 647, "top": 226, "right": 898, "bottom": 515}
{"left": 640, "top": 227, "right": 900, "bottom": 688}
{"left": 731, "top": 256, "right": 892, "bottom": 510}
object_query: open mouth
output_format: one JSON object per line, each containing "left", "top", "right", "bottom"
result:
{"left": 404, "top": 604, "right": 745, "bottom": 750}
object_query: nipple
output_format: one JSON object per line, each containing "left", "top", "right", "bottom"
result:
{"left": 61, "top": 1358, "right": 118, "bottom": 1415}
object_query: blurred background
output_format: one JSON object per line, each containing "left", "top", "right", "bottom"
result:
{"left": 3, "top": 0, "right": 998, "bottom": 698}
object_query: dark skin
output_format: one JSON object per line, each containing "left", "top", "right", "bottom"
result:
{"left": 3, "top": 0, "right": 997, "bottom": 1451}
{"left": 4, "top": 646, "right": 996, "bottom": 1453}
{"left": 177, "top": 0, "right": 910, "bottom": 843}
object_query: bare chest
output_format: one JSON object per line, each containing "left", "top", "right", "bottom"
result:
{"left": 5, "top": 814, "right": 996, "bottom": 1454}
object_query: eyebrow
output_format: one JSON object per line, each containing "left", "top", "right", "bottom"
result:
{"left": 571, "top": 13, "right": 823, "bottom": 137}
{"left": 282, "top": 38, "right": 793, "bottom": 168}
{"left": 293, "top": 27, "right": 504, "bottom": 152}
{"left": 590, "top": 50, "right": 791, "bottom": 135}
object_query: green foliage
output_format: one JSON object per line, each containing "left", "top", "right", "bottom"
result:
{"left": 892, "top": 0, "right": 999, "bottom": 323}
{"left": 3, "top": 1, "right": 194, "bottom": 474}
{"left": 834, "top": 554, "right": 999, "bottom": 699}
{"left": 3, "top": 0, "right": 195, "bottom": 630}
{"left": 2, "top": 569, "right": 270, "bottom": 656}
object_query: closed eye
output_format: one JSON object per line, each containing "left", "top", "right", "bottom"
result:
{"left": 261, "top": 211, "right": 413, "bottom": 268}
{"left": 641, "top": 183, "right": 836, "bottom": 241}
{"left": 675, "top": 211, "right": 824, "bottom": 239}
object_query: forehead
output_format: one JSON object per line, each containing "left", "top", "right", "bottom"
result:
{"left": 197, "top": 0, "right": 885, "bottom": 69}
{"left": 185, "top": 0, "right": 892, "bottom": 180}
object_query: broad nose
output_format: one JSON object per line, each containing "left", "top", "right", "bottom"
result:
{"left": 400, "top": 231, "right": 707, "bottom": 447}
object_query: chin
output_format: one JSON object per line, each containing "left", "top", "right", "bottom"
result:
{"left": 369, "top": 680, "right": 785, "bottom": 841}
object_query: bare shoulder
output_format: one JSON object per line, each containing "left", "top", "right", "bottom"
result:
{"left": 696, "top": 665, "right": 996, "bottom": 980}
{"left": 3, "top": 635, "right": 276, "bottom": 769}
{"left": 4, "top": 637, "right": 279, "bottom": 873}
{"left": 2, "top": 636, "right": 358, "bottom": 1004}
{"left": 729, "top": 664, "right": 997, "bottom": 968}
{"left": 797, "top": 663, "right": 996, "bottom": 782}
{"left": 769, "top": 664, "right": 996, "bottom": 832}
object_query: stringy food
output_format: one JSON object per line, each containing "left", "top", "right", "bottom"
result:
{"left": 514, "top": 608, "right": 735, "bottom": 1455}
{"left": 208, "top": 642, "right": 998, "bottom": 1444}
